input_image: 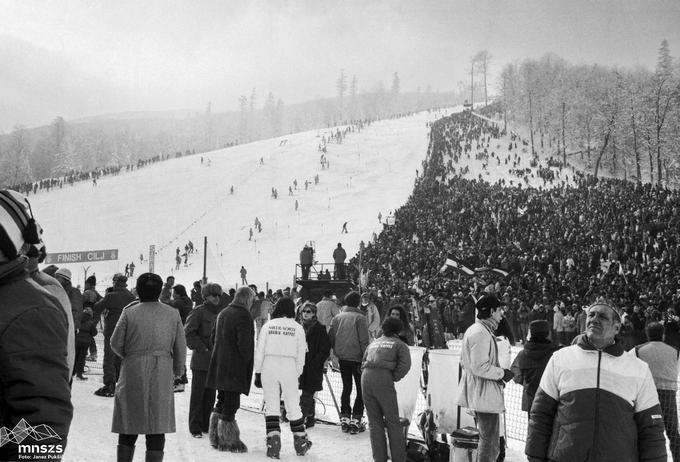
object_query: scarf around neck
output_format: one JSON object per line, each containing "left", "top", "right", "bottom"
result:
{"left": 478, "top": 317, "right": 500, "bottom": 335}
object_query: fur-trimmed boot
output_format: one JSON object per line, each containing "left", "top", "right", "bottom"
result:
{"left": 145, "top": 450, "right": 164, "bottom": 462}
{"left": 117, "top": 444, "right": 135, "bottom": 462}
{"left": 208, "top": 412, "right": 220, "bottom": 449}
{"left": 217, "top": 419, "right": 248, "bottom": 453}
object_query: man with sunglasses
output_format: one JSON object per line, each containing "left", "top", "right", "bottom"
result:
{"left": 526, "top": 299, "right": 667, "bottom": 462}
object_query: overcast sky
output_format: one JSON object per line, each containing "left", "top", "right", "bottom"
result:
{"left": 1, "top": 0, "right": 679, "bottom": 131}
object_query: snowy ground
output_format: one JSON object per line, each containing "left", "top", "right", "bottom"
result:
{"left": 29, "top": 106, "right": 561, "bottom": 461}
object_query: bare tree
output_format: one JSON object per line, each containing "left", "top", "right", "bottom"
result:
{"left": 238, "top": 95, "right": 248, "bottom": 142}
{"left": 650, "top": 39, "right": 675, "bottom": 184}
{"left": 474, "top": 50, "right": 492, "bottom": 106}
{"left": 336, "top": 69, "right": 348, "bottom": 120}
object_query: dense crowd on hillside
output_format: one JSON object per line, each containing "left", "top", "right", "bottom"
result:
{"left": 6, "top": 151, "right": 190, "bottom": 196}
{"left": 350, "top": 110, "right": 680, "bottom": 347}
{"left": 3, "top": 110, "right": 432, "bottom": 198}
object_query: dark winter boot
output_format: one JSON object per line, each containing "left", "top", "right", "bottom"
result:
{"left": 349, "top": 417, "right": 365, "bottom": 435}
{"left": 497, "top": 436, "right": 506, "bottom": 462}
{"left": 293, "top": 434, "right": 312, "bottom": 456}
{"left": 300, "top": 392, "right": 316, "bottom": 428}
{"left": 145, "top": 450, "right": 164, "bottom": 462}
{"left": 217, "top": 419, "right": 248, "bottom": 453}
{"left": 266, "top": 433, "right": 281, "bottom": 459}
{"left": 117, "top": 444, "right": 135, "bottom": 462}
{"left": 340, "top": 416, "right": 350, "bottom": 433}
{"left": 208, "top": 412, "right": 220, "bottom": 449}
{"left": 95, "top": 383, "right": 115, "bottom": 397}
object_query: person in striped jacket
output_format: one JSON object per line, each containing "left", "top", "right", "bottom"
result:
{"left": 526, "top": 299, "right": 667, "bottom": 462}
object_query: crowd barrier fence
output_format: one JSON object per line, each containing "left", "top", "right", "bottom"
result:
{"left": 85, "top": 334, "right": 680, "bottom": 445}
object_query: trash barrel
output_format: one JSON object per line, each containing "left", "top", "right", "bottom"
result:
{"left": 450, "top": 426, "right": 479, "bottom": 462}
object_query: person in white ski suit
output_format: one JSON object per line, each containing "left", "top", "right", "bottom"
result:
{"left": 254, "top": 296, "right": 312, "bottom": 458}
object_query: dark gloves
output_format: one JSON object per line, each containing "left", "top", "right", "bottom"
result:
{"left": 254, "top": 373, "right": 262, "bottom": 388}
{"left": 502, "top": 369, "right": 514, "bottom": 383}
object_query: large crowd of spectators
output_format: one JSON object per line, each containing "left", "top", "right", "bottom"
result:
{"left": 350, "top": 109, "right": 680, "bottom": 348}
{"left": 6, "top": 151, "right": 193, "bottom": 196}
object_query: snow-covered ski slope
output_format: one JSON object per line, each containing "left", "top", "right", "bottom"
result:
{"left": 33, "top": 110, "right": 449, "bottom": 290}
{"left": 41, "top": 106, "right": 557, "bottom": 461}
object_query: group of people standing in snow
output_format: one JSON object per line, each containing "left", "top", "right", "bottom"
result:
{"left": 458, "top": 289, "right": 675, "bottom": 462}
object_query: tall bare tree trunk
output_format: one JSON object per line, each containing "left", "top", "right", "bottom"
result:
{"left": 656, "top": 127, "right": 663, "bottom": 185}
{"left": 529, "top": 93, "right": 535, "bottom": 156}
{"left": 562, "top": 102, "right": 567, "bottom": 166}
{"left": 630, "top": 99, "right": 641, "bottom": 181}
{"left": 470, "top": 62, "right": 474, "bottom": 108}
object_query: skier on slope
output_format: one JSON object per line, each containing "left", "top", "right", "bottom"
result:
{"left": 253, "top": 297, "right": 311, "bottom": 458}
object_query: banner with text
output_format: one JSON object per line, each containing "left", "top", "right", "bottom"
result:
{"left": 44, "top": 249, "right": 119, "bottom": 265}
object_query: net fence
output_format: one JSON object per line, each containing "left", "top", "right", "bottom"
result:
{"left": 83, "top": 333, "right": 680, "bottom": 445}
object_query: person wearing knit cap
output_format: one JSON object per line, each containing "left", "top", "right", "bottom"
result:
{"left": 0, "top": 189, "right": 73, "bottom": 461}
{"left": 93, "top": 270, "right": 136, "bottom": 397}
{"left": 74, "top": 305, "right": 98, "bottom": 381}
{"left": 456, "top": 293, "right": 514, "bottom": 462}
{"left": 83, "top": 274, "right": 102, "bottom": 361}
{"left": 510, "top": 320, "right": 559, "bottom": 413}
{"left": 55, "top": 267, "right": 84, "bottom": 373}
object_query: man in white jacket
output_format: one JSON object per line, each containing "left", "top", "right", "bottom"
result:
{"left": 456, "top": 294, "right": 514, "bottom": 462}
{"left": 253, "top": 297, "right": 310, "bottom": 459}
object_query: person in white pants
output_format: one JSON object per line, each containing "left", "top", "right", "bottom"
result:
{"left": 254, "top": 296, "right": 310, "bottom": 459}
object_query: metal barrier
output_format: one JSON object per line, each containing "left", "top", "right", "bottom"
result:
{"left": 84, "top": 334, "right": 679, "bottom": 445}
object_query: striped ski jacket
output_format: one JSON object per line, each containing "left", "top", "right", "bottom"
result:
{"left": 525, "top": 334, "right": 667, "bottom": 462}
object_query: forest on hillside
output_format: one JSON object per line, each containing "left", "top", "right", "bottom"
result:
{"left": 0, "top": 71, "right": 457, "bottom": 188}
{"left": 496, "top": 40, "right": 680, "bottom": 185}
